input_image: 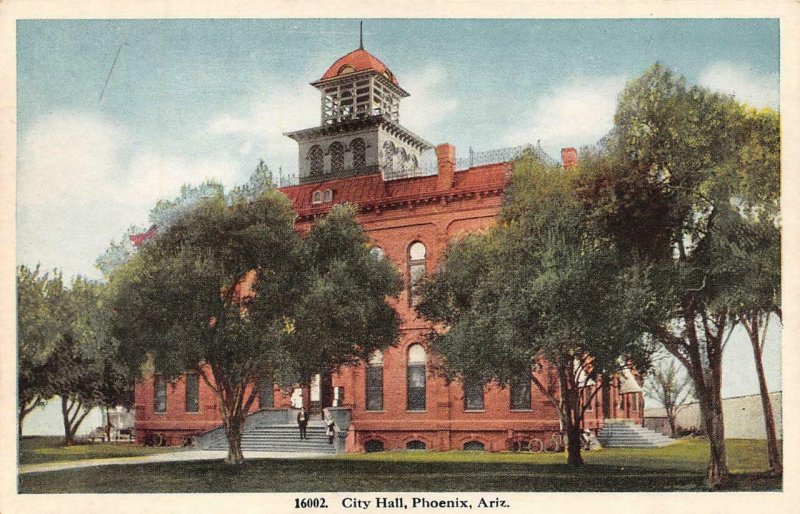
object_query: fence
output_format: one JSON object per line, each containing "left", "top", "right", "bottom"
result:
{"left": 278, "top": 143, "right": 557, "bottom": 183}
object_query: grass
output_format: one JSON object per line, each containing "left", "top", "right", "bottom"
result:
{"left": 18, "top": 439, "right": 781, "bottom": 493}
{"left": 19, "top": 436, "right": 179, "bottom": 466}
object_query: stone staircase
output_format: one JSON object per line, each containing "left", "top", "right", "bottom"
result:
{"left": 200, "top": 420, "right": 338, "bottom": 454}
{"left": 196, "top": 408, "right": 351, "bottom": 454}
{"left": 597, "top": 420, "right": 676, "bottom": 448}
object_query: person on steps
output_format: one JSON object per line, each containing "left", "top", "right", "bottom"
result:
{"left": 326, "top": 418, "right": 335, "bottom": 445}
{"left": 297, "top": 407, "right": 308, "bottom": 440}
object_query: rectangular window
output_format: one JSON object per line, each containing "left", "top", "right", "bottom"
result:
{"left": 585, "top": 387, "right": 593, "bottom": 412}
{"left": 258, "top": 377, "right": 274, "bottom": 409}
{"left": 510, "top": 377, "right": 532, "bottom": 410}
{"left": 407, "top": 364, "right": 426, "bottom": 411}
{"left": 632, "top": 394, "right": 638, "bottom": 412}
{"left": 464, "top": 377, "right": 484, "bottom": 411}
{"left": 185, "top": 373, "right": 199, "bottom": 412}
{"left": 154, "top": 375, "right": 167, "bottom": 413}
{"left": 366, "top": 366, "right": 384, "bottom": 411}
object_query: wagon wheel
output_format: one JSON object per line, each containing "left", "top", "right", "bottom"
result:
{"left": 152, "top": 433, "right": 164, "bottom": 447}
{"left": 528, "top": 438, "right": 543, "bottom": 453}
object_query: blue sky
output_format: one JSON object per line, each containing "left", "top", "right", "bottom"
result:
{"left": 16, "top": 19, "right": 781, "bottom": 399}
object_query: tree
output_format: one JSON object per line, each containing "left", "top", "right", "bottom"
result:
{"left": 417, "top": 156, "right": 657, "bottom": 466}
{"left": 726, "top": 107, "right": 782, "bottom": 475}
{"left": 644, "top": 357, "right": 693, "bottom": 437}
{"left": 18, "top": 267, "right": 130, "bottom": 444}
{"left": 109, "top": 183, "right": 401, "bottom": 464}
{"left": 590, "top": 64, "right": 781, "bottom": 487}
{"left": 17, "top": 266, "right": 65, "bottom": 438}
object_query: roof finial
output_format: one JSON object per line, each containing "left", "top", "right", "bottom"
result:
{"left": 359, "top": 21, "right": 364, "bottom": 50}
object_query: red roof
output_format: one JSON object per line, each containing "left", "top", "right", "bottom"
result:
{"left": 320, "top": 49, "right": 399, "bottom": 85}
{"left": 279, "top": 163, "right": 508, "bottom": 218}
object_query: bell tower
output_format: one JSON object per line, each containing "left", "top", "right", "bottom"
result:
{"left": 285, "top": 38, "right": 432, "bottom": 184}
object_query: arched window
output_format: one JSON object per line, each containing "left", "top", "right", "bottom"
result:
{"left": 309, "top": 145, "right": 324, "bottom": 176}
{"left": 350, "top": 138, "right": 366, "bottom": 169}
{"left": 370, "top": 246, "right": 385, "bottom": 260}
{"left": 463, "top": 441, "right": 486, "bottom": 451}
{"left": 463, "top": 375, "right": 484, "bottom": 411}
{"left": 312, "top": 191, "right": 322, "bottom": 205}
{"left": 338, "top": 65, "right": 356, "bottom": 76}
{"left": 366, "top": 350, "right": 384, "bottom": 411}
{"left": 406, "top": 440, "right": 426, "bottom": 450}
{"left": 154, "top": 375, "right": 167, "bottom": 413}
{"left": 383, "top": 141, "right": 395, "bottom": 171}
{"left": 408, "top": 242, "right": 426, "bottom": 306}
{"left": 364, "top": 440, "right": 384, "bottom": 453}
{"left": 330, "top": 142, "right": 345, "bottom": 174}
{"left": 407, "top": 344, "right": 426, "bottom": 411}
{"left": 399, "top": 148, "right": 408, "bottom": 169}
{"left": 323, "top": 189, "right": 333, "bottom": 203}
{"left": 185, "top": 373, "right": 199, "bottom": 413}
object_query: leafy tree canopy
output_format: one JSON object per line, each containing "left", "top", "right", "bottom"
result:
{"left": 418, "top": 156, "right": 658, "bottom": 465}
{"left": 109, "top": 182, "right": 402, "bottom": 463}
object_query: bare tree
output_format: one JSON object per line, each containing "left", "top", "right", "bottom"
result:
{"left": 645, "top": 356, "right": 693, "bottom": 437}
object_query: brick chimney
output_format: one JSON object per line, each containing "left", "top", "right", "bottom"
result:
{"left": 561, "top": 147, "right": 578, "bottom": 169}
{"left": 436, "top": 143, "right": 456, "bottom": 190}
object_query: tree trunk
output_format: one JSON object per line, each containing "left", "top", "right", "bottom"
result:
{"left": 224, "top": 415, "right": 245, "bottom": 464}
{"left": 558, "top": 364, "right": 584, "bottom": 466}
{"left": 667, "top": 413, "right": 677, "bottom": 438}
{"left": 61, "top": 396, "right": 75, "bottom": 445}
{"left": 745, "top": 315, "right": 782, "bottom": 475}
{"left": 566, "top": 427, "right": 584, "bottom": 465}
{"left": 700, "top": 387, "right": 730, "bottom": 488}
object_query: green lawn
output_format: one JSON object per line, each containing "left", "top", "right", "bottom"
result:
{"left": 19, "top": 436, "right": 180, "bottom": 466}
{"left": 18, "top": 439, "right": 780, "bottom": 493}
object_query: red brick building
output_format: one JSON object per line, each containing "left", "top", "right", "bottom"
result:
{"left": 134, "top": 46, "right": 643, "bottom": 451}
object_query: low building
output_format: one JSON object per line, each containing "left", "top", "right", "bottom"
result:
{"left": 643, "top": 391, "right": 782, "bottom": 439}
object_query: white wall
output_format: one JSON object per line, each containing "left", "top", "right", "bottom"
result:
{"left": 22, "top": 396, "right": 105, "bottom": 437}
{"left": 644, "top": 391, "right": 782, "bottom": 439}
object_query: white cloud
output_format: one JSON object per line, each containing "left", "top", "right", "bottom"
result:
{"left": 17, "top": 110, "right": 242, "bottom": 279}
{"left": 698, "top": 61, "right": 779, "bottom": 109}
{"left": 400, "top": 64, "right": 459, "bottom": 133}
{"left": 501, "top": 75, "right": 629, "bottom": 158}
{"left": 203, "top": 83, "right": 319, "bottom": 171}
{"left": 17, "top": 111, "right": 128, "bottom": 207}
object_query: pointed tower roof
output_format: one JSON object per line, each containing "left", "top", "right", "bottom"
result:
{"left": 319, "top": 48, "right": 399, "bottom": 85}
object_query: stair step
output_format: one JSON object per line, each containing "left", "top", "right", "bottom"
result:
{"left": 597, "top": 420, "right": 677, "bottom": 448}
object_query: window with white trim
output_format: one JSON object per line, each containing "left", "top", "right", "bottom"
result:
{"left": 408, "top": 242, "right": 426, "bottom": 307}
{"left": 407, "top": 344, "right": 426, "bottom": 411}
{"left": 366, "top": 350, "right": 384, "bottom": 411}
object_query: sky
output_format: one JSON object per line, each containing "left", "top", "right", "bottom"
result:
{"left": 16, "top": 18, "right": 781, "bottom": 399}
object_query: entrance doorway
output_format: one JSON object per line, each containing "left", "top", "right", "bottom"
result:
{"left": 308, "top": 372, "right": 334, "bottom": 416}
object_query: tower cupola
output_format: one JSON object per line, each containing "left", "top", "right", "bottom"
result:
{"left": 285, "top": 37, "right": 432, "bottom": 184}
{"left": 312, "top": 48, "right": 409, "bottom": 125}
